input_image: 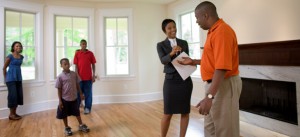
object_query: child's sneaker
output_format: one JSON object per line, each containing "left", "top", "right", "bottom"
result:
{"left": 84, "top": 108, "right": 90, "bottom": 114}
{"left": 79, "top": 124, "right": 90, "bottom": 133}
{"left": 64, "top": 127, "right": 73, "bottom": 136}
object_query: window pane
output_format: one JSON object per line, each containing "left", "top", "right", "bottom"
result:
{"left": 73, "top": 17, "right": 88, "bottom": 45}
{"left": 56, "top": 16, "right": 72, "bottom": 47}
{"left": 191, "top": 12, "right": 200, "bottom": 43}
{"left": 22, "top": 13, "right": 34, "bottom": 46}
{"left": 106, "top": 18, "right": 117, "bottom": 46}
{"left": 117, "top": 18, "right": 128, "bottom": 45}
{"left": 181, "top": 13, "right": 192, "bottom": 42}
{"left": 106, "top": 47, "right": 128, "bottom": 75}
{"left": 22, "top": 47, "right": 35, "bottom": 80}
{"left": 5, "top": 11, "right": 20, "bottom": 47}
{"left": 105, "top": 17, "right": 129, "bottom": 76}
{"left": 189, "top": 43, "right": 201, "bottom": 59}
{"left": 21, "top": 13, "right": 35, "bottom": 80}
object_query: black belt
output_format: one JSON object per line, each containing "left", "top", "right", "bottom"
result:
{"left": 206, "top": 79, "right": 212, "bottom": 83}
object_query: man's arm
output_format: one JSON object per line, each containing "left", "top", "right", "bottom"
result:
{"left": 207, "top": 69, "right": 226, "bottom": 96}
{"left": 178, "top": 57, "right": 201, "bottom": 65}
{"left": 196, "top": 69, "right": 226, "bottom": 115}
{"left": 191, "top": 59, "right": 201, "bottom": 65}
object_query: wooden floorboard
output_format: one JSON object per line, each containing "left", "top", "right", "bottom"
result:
{"left": 0, "top": 100, "right": 288, "bottom": 137}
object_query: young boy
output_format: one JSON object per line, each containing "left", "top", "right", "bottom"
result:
{"left": 56, "top": 58, "right": 90, "bottom": 136}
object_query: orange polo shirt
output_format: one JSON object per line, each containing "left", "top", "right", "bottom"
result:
{"left": 200, "top": 19, "right": 239, "bottom": 81}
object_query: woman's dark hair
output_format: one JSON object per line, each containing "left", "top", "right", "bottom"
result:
{"left": 11, "top": 41, "right": 23, "bottom": 53}
{"left": 161, "top": 19, "right": 176, "bottom": 33}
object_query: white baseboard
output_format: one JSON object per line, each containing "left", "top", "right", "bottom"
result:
{"left": 0, "top": 92, "right": 163, "bottom": 119}
{"left": 93, "top": 92, "right": 163, "bottom": 104}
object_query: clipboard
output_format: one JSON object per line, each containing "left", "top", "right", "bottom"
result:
{"left": 171, "top": 52, "right": 197, "bottom": 80}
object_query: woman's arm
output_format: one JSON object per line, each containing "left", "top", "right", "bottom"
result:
{"left": 2, "top": 57, "right": 10, "bottom": 81}
{"left": 157, "top": 42, "right": 171, "bottom": 65}
{"left": 157, "top": 42, "right": 181, "bottom": 65}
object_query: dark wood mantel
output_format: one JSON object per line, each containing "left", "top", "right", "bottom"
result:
{"left": 239, "top": 40, "right": 300, "bottom": 66}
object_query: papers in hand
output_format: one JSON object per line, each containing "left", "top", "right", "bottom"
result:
{"left": 171, "top": 52, "right": 197, "bottom": 80}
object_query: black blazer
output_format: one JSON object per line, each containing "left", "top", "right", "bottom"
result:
{"left": 157, "top": 38, "right": 189, "bottom": 74}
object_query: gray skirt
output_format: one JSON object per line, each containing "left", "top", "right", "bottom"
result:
{"left": 163, "top": 72, "right": 193, "bottom": 114}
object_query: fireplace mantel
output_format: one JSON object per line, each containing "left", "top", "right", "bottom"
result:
{"left": 239, "top": 40, "right": 300, "bottom": 66}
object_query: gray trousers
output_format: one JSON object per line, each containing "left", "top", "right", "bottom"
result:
{"left": 204, "top": 75, "right": 242, "bottom": 137}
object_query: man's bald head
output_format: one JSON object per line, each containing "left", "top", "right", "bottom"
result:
{"left": 195, "top": 1, "right": 218, "bottom": 18}
{"left": 194, "top": 1, "right": 219, "bottom": 30}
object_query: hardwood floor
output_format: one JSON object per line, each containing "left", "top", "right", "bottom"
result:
{"left": 0, "top": 100, "right": 288, "bottom": 137}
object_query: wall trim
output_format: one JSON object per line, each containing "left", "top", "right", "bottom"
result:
{"left": 0, "top": 92, "right": 162, "bottom": 119}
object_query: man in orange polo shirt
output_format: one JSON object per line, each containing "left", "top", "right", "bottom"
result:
{"left": 179, "top": 1, "right": 242, "bottom": 137}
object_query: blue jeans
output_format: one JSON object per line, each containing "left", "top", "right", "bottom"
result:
{"left": 77, "top": 80, "right": 93, "bottom": 110}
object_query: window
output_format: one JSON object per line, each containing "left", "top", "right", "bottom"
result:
{"left": 47, "top": 6, "right": 94, "bottom": 80}
{"left": 55, "top": 16, "right": 88, "bottom": 76}
{"left": 179, "top": 12, "right": 201, "bottom": 77}
{"left": 1, "top": 1, "right": 43, "bottom": 89}
{"left": 105, "top": 17, "right": 129, "bottom": 75}
{"left": 5, "top": 10, "right": 36, "bottom": 80}
{"left": 99, "top": 9, "right": 134, "bottom": 79}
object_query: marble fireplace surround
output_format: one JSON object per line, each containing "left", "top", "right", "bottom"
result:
{"left": 239, "top": 65, "right": 300, "bottom": 137}
{"left": 238, "top": 40, "right": 300, "bottom": 136}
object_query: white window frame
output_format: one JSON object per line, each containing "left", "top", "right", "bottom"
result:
{"left": 0, "top": 0, "right": 44, "bottom": 91}
{"left": 47, "top": 6, "right": 94, "bottom": 82}
{"left": 98, "top": 8, "right": 134, "bottom": 80}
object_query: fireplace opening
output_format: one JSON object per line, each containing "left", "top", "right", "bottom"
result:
{"left": 239, "top": 78, "right": 298, "bottom": 125}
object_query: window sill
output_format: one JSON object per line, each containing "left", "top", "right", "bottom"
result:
{"left": 0, "top": 80, "right": 46, "bottom": 91}
{"left": 50, "top": 75, "right": 136, "bottom": 83}
{"left": 99, "top": 75, "right": 136, "bottom": 81}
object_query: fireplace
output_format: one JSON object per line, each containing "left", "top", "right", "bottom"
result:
{"left": 239, "top": 78, "right": 298, "bottom": 125}
{"left": 238, "top": 40, "right": 300, "bottom": 136}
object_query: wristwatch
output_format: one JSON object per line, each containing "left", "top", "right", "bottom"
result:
{"left": 207, "top": 93, "right": 214, "bottom": 99}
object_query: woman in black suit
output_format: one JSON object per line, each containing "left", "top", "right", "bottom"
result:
{"left": 157, "top": 19, "right": 193, "bottom": 137}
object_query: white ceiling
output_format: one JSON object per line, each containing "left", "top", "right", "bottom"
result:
{"left": 62, "top": 0, "right": 177, "bottom": 4}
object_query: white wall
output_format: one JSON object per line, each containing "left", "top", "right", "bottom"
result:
{"left": 167, "top": 0, "right": 300, "bottom": 105}
{"left": 217, "top": 0, "right": 300, "bottom": 44}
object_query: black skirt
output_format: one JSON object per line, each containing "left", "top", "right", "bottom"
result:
{"left": 163, "top": 72, "right": 193, "bottom": 114}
